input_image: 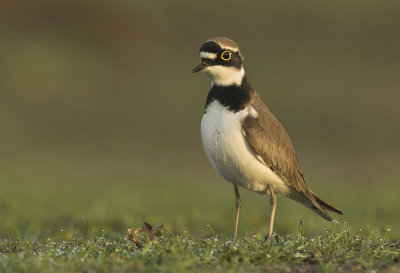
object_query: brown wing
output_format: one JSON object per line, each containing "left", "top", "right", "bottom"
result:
{"left": 242, "top": 93, "right": 343, "bottom": 220}
{"left": 242, "top": 92, "right": 308, "bottom": 193}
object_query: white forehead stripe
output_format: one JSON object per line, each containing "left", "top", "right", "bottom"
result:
{"left": 200, "top": 51, "right": 217, "bottom": 60}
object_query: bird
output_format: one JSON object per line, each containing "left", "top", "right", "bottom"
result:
{"left": 193, "top": 37, "right": 343, "bottom": 240}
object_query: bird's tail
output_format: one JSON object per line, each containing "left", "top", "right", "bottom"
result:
{"left": 312, "top": 192, "right": 343, "bottom": 215}
{"left": 289, "top": 189, "right": 343, "bottom": 222}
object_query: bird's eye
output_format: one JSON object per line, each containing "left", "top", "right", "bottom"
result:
{"left": 221, "top": 50, "right": 231, "bottom": 61}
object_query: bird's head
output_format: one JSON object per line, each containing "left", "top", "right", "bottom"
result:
{"left": 193, "top": 37, "right": 245, "bottom": 87}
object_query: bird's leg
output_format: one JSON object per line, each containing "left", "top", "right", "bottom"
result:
{"left": 266, "top": 185, "right": 277, "bottom": 240}
{"left": 233, "top": 184, "right": 241, "bottom": 241}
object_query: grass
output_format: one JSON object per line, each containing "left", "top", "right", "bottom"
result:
{"left": 1, "top": 174, "right": 400, "bottom": 273}
{"left": 1, "top": 222, "right": 399, "bottom": 273}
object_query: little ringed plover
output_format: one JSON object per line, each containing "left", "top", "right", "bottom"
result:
{"left": 193, "top": 37, "right": 343, "bottom": 240}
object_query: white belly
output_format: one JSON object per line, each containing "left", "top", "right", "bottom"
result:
{"left": 200, "top": 100, "right": 289, "bottom": 195}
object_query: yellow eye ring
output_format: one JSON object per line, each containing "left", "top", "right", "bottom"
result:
{"left": 221, "top": 50, "right": 232, "bottom": 61}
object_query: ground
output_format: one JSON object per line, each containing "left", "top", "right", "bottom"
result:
{"left": 1, "top": 176, "right": 400, "bottom": 272}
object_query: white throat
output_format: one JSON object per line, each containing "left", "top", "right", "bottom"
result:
{"left": 202, "top": 66, "right": 245, "bottom": 87}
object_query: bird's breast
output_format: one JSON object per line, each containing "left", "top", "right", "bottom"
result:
{"left": 200, "top": 100, "right": 289, "bottom": 195}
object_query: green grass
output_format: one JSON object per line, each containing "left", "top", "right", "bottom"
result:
{"left": 1, "top": 223, "right": 399, "bottom": 273}
{"left": 1, "top": 175, "right": 400, "bottom": 272}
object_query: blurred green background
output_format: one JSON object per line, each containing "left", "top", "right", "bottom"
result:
{"left": 1, "top": 0, "right": 399, "bottom": 239}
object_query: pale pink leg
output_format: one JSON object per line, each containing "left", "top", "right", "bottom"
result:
{"left": 267, "top": 186, "right": 277, "bottom": 239}
{"left": 233, "top": 184, "right": 241, "bottom": 240}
